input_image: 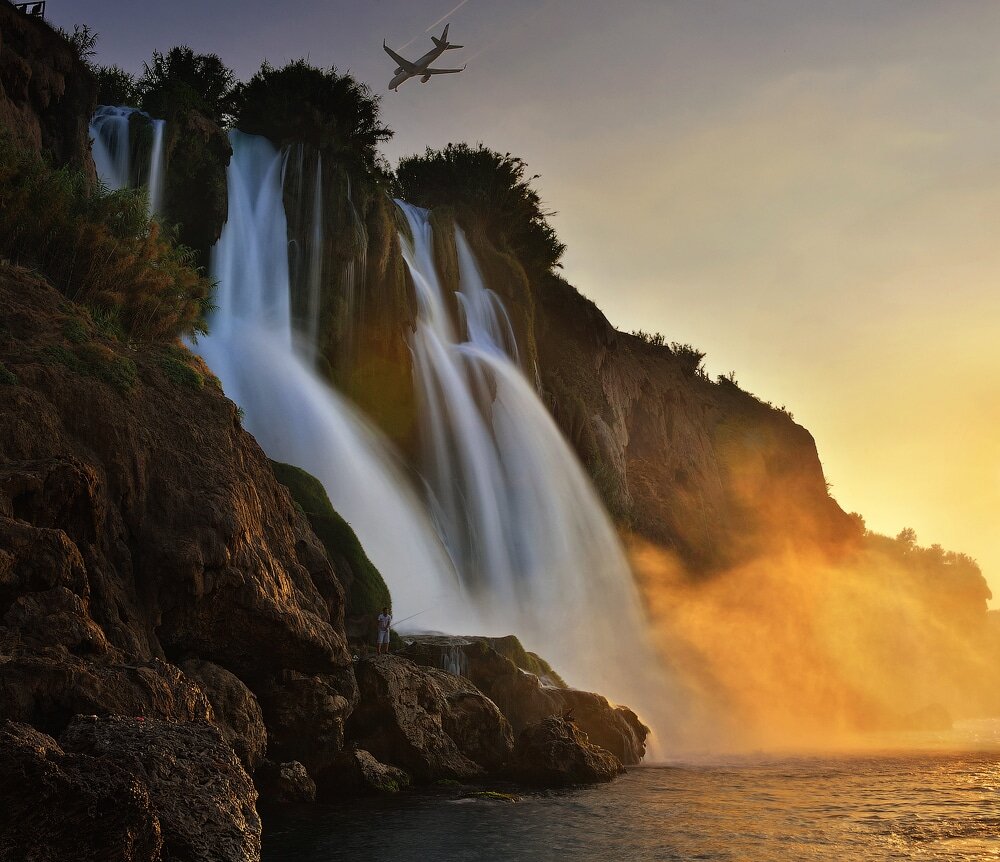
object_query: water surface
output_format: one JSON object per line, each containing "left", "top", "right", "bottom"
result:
{"left": 263, "top": 745, "right": 1000, "bottom": 861}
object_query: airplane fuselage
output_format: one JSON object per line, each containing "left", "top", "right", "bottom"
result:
{"left": 388, "top": 44, "right": 447, "bottom": 90}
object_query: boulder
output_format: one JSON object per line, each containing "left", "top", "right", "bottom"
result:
{"left": 317, "top": 747, "right": 410, "bottom": 798}
{"left": 347, "top": 655, "right": 513, "bottom": 782}
{"left": 255, "top": 759, "right": 317, "bottom": 804}
{"left": 181, "top": 659, "right": 267, "bottom": 770}
{"left": 511, "top": 716, "right": 624, "bottom": 787}
{"left": 403, "top": 635, "right": 648, "bottom": 764}
{"left": 256, "top": 668, "right": 358, "bottom": 776}
{"left": 61, "top": 715, "right": 260, "bottom": 862}
{"left": 0, "top": 720, "right": 163, "bottom": 862}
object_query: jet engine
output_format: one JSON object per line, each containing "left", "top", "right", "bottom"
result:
{"left": 421, "top": 74, "right": 432, "bottom": 83}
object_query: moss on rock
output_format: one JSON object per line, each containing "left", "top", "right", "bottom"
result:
{"left": 269, "top": 460, "right": 390, "bottom": 618}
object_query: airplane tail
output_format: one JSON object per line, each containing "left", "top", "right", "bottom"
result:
{"left": 432, "top": 24, "right": 463, "bottom": 49}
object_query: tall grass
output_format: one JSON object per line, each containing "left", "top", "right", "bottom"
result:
{"left": 0, "top": 138, "right": 213, "bottom": 342}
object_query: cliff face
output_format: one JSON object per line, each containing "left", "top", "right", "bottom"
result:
{"left": 0, "top": 4, "right": 95, "bottom": 171}
{"left": 0, "top": 264, "right": 354, "bottom": 734}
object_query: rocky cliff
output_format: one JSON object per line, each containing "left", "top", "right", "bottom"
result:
{"left": 0, "top": 2, "right": 95, "bottom": 172}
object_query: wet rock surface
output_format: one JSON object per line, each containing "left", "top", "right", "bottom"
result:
{"left": 347, "top": 654, "right": 513, "bottom": 782}
{"left": 511, "top": 716, "right": 624, "bottom": 786}
{"left": 317, "top": 747, "right": 411, "bottom": 798}
{"left": 403, "top": 635, "right": 648, "bottom": 764}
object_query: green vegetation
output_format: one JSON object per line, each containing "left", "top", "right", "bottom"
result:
{"left": 62, "top": 317, "right": 89, "bottom": 344}
{"left": 396, "top": 144, "right": 565, "bottom": 281}
{"left": 0, "top": 137, "right": 213, "bottom": 341}
{"left": 269, "top": 460, "right": 391, "bottom": 617}
{"left": 157, "top": 348, "right": 205, "bottom": 391}
{"left": 57, "top": 24, "right": 98, "bottom": 67}
{"left": 95, "top": 65, "right": 139, "bottom": 107}
{"left": 41, "top": 342, "right": 137, "bottom": 394}
{"left": 0, "top": 363, "right": 18, "bottom": 386}
{"left": 232, "top": 60, "right": 392, "bottom": 174}
{"left": 138, "top": 46, "right": 235, "bottom": 122}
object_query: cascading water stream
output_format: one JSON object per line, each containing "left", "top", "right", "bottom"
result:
{"left": 190, "top": 130, "right": 669, "bottom": 744}
{"left": 89, "top": 105, "right": 166, "bottom": 217}
{"left": 396, "top": 202, "right": 669, "bottom": 727}
{"left": 191, "top": 131, "right": 463, "bottom": 628}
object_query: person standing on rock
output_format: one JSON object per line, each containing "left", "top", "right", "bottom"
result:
{"left": 376, "top": 607, "right": 392, "bottom": 654}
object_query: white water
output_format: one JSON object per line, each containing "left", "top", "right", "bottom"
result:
{"left": 192, "top": 130, "right": 669, "bottom": 740}
{"left": 89, "top": 105, "right": 166, "bottom": 216}
{"left": 192, "top": 131, "right": 462, "bottom": 627}
{"left": 397, "top": 202, "right": 668, "bottom": 724}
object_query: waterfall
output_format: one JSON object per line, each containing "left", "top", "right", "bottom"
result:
{"left": 192, "top": 131, "right": 463, "bottom": 628}
{"left": 89, "top": 106, "right": 167, "bottom": 217}
{"left": 90, "top": 106, "right": 132, "bottom": 191}
{"left": 191, "top": 129, "right": 668, "bottom": 741}
{"left": 283, "top": 144, "right": 325, "bottom": 360}
{"left": 396, "top": 202, "right": 668, "bottom": 722}
{"left": 146, "top": 118, "right": 166, "bottom": 216}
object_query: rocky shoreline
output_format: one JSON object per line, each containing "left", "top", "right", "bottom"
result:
{"left": 0, "top": 261, "right": 646, "bottom": 860}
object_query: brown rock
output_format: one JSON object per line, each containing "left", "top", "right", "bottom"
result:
{"left": 347, "top": 655, "right": 513, "bottom": 782}
{"left": 61, "top": 715, "right": 260, "bottom": 862}
{"left": 511, "top": 716, "right": 624, "bottom": 787}
{"left": 181, "top": 659, "right": 267, "bottom": 770}
{"left": 255, "top": 759, "right": 317, "bottom": 804}
{"left": 0, "top": 5, "right": 97, "bottom": 174}
{"left": 0, "top": 720, "right": 163, "bottom": 862}
{"left": 403, "top": 635, "right": 648, "bottom": 764}
{"left": 0, "top": 265, "right": 354, "bottom": 769}
{"left": 316, "top": 748, "right": 410, "bottom": 798}
{"left": 256, "top": 668, "right": 358, "bottom": 776}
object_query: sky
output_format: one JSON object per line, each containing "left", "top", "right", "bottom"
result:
{"left": 56, "top": 0, "right": 1000, "bottom": 605}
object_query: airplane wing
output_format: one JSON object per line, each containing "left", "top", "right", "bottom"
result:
{"left": 383, "top": 42, "right": 417, "bottom": 72}
{"left": 424, "top": 65, "right": 467, "bottom": 74}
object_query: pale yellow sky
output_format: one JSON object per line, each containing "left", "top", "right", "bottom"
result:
{"left": 73, "top": 0, "right": 999, "bottom": 602}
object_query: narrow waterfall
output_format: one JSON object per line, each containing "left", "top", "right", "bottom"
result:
{"left": 192, "top": 131, "right": 462, "bottom": 627}
{"left": 89, "top": 106, "right": 166, "bottom": 216}
{"left": 146, "top": 118, "right": 167, "bottom": 215}
{"left": 90, "top": 106, "right": 132, "bottom": 190}
{"left": 397, "top": 202, "right": 668, "bottom": 720}
{"left": 283, "top": 144, "right": 325, "bottom": 359}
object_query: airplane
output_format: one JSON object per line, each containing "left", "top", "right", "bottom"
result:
{"left": 383, "top": 24, "right": 467, "bottom": 91}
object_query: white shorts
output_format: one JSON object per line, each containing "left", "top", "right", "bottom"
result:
{"left": 377, "top": 630, "right": 390, "bottom": 645}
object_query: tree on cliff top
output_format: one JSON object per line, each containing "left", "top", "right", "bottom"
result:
{"left": 395, "top": 143, "right": 566, "bottom": 279}
{"left": 231, "top": 60, "right": 392, "bottom": 176}
{"left": 138, "top": 46, "right": 235, "bottom": 123}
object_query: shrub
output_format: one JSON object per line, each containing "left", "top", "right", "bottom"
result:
{"left": 631, "top": 329, "right": 666, "bottom": 347}
{"left": 138, "top": 46, "right": 235, "bottom": 122}
{"left": 395, "top": 143, "right": 565, "bottom": 279}
{"left": 669, "top": 342, "right": 706, "bottom": 377}
{"left": 0, "top": 137, "right": 213, "bottom": 341}
{"left": 58, "top": 24, "right": 98, "bottom": 67}
{"left": 232, "top": 60, "right": 392, "bottom": 174}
